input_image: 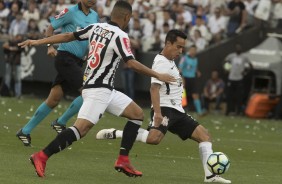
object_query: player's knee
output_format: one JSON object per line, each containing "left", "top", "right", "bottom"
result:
{"left": 200, "top": 132, "right": 211, "bottom": 142}
{"left": 45, "top": 97, "right": 60, "bottom": 108}
{"left": 77, "top": 126, "right": 91, "bottom": 138}
{"left": 132, "top": 107, "right": 144, "bottom": 120}
{"left": 122, "top": 102, "right": 144, "bottom": 120}
{"left": 146, "top": 132, "right": 162, "bottom": 145}
{"left": 146, "top": 136, "right": 161, "bottom": 145}
{"left": 192, "top": 125, "right": 212, "bottom": 142}
{"left": 74, "top": 119, "right": 94, "bottom": 137}
{"left": 199, "top": 129, "right": 212, "bottom": 142}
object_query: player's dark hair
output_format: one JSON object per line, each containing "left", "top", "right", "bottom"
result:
{"left": 165, "top": 29, "right": 187, "bottom": 44}
{"left": 113, "top": 0, "right": 132, "bottom": 13}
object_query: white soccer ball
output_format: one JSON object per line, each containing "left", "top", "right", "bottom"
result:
{"left": 207, "top": 152, "right": 230, "bottom": 175}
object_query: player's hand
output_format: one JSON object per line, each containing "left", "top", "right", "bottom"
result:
{"left": 18, "top": 40, "right": 37, "bottom": 48}
{"left": 47, "top": 46, "right": 57, "bottom": 57}
{"left": 157, "top": 73, "right": 176, "bottom": 83}
{"left": 153, "top": 112, "right": 163, "bottom": 127}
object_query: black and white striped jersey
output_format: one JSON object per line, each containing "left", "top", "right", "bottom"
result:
{"left": 73, "top": 21, "right": 135, "bottom": 90}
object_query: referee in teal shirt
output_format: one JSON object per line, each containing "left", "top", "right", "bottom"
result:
{"left": 17, "top": 0, "right": 99, "bottom": 146}
{"left": 179, "top": 45, "right": 204, "bottom": 115}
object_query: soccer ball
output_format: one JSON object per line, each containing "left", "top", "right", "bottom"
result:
{"left": 207, "top": 152, "right": 230, "bottom": 175}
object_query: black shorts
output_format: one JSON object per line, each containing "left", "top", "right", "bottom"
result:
{"left": 53, "top": 51, "right": 84, "bottom": 96}
{"left": 149, "top": 107, "right": 199, "bottom": 140}
{"left": 184, "top": 77, "right": 200, "bottom": 95}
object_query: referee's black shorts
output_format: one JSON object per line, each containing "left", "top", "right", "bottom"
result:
{"left": 184, "top": 77, "right": 200, "bottom": 95}
{"left": 149, "top": 107, "right": 199, "bottom": 140}
{"left": 52, "top": 51, "right": 84, "bottom": 96}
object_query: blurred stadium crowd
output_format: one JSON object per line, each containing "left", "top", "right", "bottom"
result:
{"left": 0, "top": 0, "right": 281, "bottom": 52}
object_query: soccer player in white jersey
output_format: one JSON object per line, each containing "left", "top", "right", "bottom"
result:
{"left": 18, "top": 1, "right": 175, "bottom": 178}
{"left": 96, "top": 30, "right": 232, "bottom": 183}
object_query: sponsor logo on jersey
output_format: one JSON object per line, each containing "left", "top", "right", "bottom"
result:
{"left": 93, "top": 26, "right": 113, "bottom": 40}
{"left": 55, "top": 8, "right": 69, "bottom": 19}
{"left": 123, "top": 38, "right": 132, "bottom": 55}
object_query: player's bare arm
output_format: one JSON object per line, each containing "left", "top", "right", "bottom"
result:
{"left": 126, "top": 59, "right": 176, "bottom": 83}
{"left": 18, "top": 32, "right": 76, "bottom": 48}
{"left": 150, "top": 83, "right": 163, "bottom": 127}
{"left": 45, "top": 25, "right": 57, "bottom": 57}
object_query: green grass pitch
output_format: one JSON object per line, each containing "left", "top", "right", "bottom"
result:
{"left": 0, "top": 96, "right": 282, "bottom": 184}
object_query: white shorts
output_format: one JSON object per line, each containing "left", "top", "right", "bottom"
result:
{"left": 78, "top": 88, "right": 132, "bottom": 124}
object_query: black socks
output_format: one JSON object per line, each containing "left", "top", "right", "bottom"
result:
{"left": 119, "top": 120, "right": 141, "bottom": 156}
{"left": 43, "top": 127, "right": 80, "bottom": 157}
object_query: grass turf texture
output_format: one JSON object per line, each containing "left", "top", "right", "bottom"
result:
{"left": 0, "top": 96, "right": 282, "bottom": 184}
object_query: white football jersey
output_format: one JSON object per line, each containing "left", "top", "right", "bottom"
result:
{"left": 73, "top": 21, "right": 135, "bottom": 90}
{"left": 151, "top": 54, "right": 185, "bottom": 113}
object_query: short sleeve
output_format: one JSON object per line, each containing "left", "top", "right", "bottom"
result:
{"left": 50, "top": 8, "right": 71, "bottom": 30}
{"left": 151, "top": 60, "right": 170, "bottom": 85}
{"left": 73, "top": 24, "right": 94, "bottom": 41}
{"left": 114, "top": 34, "right": 135, "bottom": 62}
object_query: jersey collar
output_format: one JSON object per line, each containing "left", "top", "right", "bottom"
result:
{"left": 159, "top": 53, "right": 173, "bottom": 62}
{"left": 78, "top": 2, "right": 92, "bottom": 15}
{"left": 108, "top": 21, "right": 120, "bottom": 28}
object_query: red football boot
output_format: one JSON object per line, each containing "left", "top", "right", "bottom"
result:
{"left": 114, "top": 155, "right": 142, "bottom": 177}
{"left": 29, "top": 151, "right": 48, "bottom": 177}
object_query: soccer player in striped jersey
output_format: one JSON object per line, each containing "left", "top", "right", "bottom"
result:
{"left": 96, "top": 29, "right": 231, "bottom": 183}
{"left": 18, "top": 1, "right": 175, "bottom": 178}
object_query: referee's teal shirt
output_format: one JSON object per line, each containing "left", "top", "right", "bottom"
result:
{"left": 179, "top": 55, "right": 198, "bottom": 78}
{"left": 50, "top": 3, "right": 99, "bottom": 59}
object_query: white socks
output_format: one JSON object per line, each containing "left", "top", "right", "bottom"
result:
{"left": 115, "top": 130, "right": 123, "bottom": 138}
{"left": 135, "top": 128, "right": 149, "bottom": 143}
{"left": 115, "top": 128, "right": 149, "bottom": 143}
{"left": 199, "top": 141, "right": 213, "bottom": 177}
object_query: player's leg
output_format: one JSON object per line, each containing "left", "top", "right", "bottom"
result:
{"left": 51, "top": 95, "right": 83, "bottom": 133}
{"left": 192, "top": 93, "right": 204, "bottom": 114}
{"left": 16, "top": 52, "right": 72, "bottom": 145}
{"left": 189, "top": 78, "right": 204, "bottom": 115}
{"left": 4, "top": 62, "right": 11, "bottom": 91}
{"left": 51, "top": 54, "right": 84, "bottom": 133}
{"left": 190, "top": 125, "right": 214, "bottom": 178}
{"left": 96, "top": 127, "right": 148, "bottom": 142}
{"left": 235, "top": 80, "right": 244, "bottom": 115}
{"left": 190, "top": 123, "right": 231, "bottom": 183}
{"left": 14, "top": 64, "right": 22, "bottom": 97}
{"left": 96, "top": 126, "right": 165, "bottom": 144}
{"left": 106, "top": 90, "right": 143, "bottom": 177}
{"left": 225, "top": 80, "right": 234, "bottom": 115}
{"left": 145, "top": 107, "right": 171, "bottom": 144}
{"left": 30, "top": 88, "right": 108, "bottom": 177}
{"left": 16, "top": 85, "right": 63, "bottom": 146}
{"left": 96, "top": 108, "right": 168, "bottom": 144}
{"left": 30, "top": 118, "right": 93, "bottom": 177}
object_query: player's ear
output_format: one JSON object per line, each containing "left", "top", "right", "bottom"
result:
{"left": 124, "top": 13, "right": 131, "bottom": 22}
{"left": 166, "top": 41, "right": 172, "bottom": 47}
